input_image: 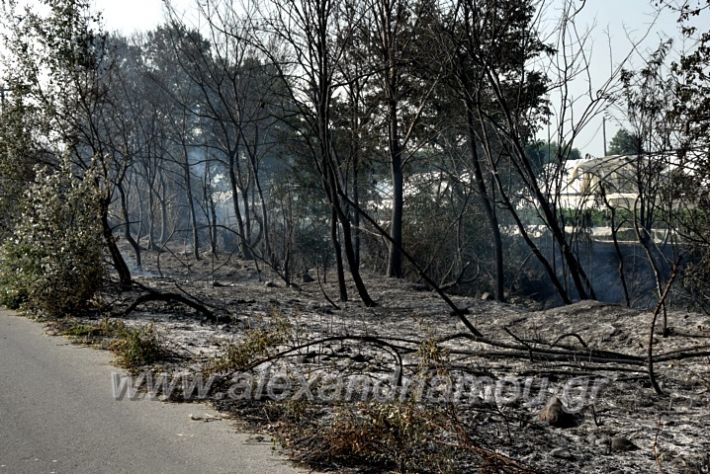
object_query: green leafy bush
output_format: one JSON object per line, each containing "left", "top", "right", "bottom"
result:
{"left": 0, "top": 159, "right": 104, "bottom": 315}
{"left": 109, "top": 323, "right": 165, "bottom": 369}
{"left": 0, "top": 103, "right": 36, "bottom": 238}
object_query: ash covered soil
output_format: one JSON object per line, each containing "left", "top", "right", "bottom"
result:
{"left": 56, "top": 247, "right": 710, "bottom": 473}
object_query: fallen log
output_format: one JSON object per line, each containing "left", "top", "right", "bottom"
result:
{"left": 125, "top": 290, "right": 216, "bottom": 322}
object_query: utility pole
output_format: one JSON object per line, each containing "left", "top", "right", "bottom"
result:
{"left": 603, "top": 117, "right": 608, "bottom": 156}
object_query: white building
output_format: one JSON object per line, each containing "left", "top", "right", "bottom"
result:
{"left": 555, "top": 151, "right": 701, "bottom": 211}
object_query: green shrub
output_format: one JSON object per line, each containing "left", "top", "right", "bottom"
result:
{"left": 0, "top": 159, "right": 104, "bottom": 316}
{"left": 207, "top": 308, "right": 291, "bottom": 373}
{"left": 109, "top": 323, "right": 165, "bottom": 369}
{"left": 0, "top": 276, "right": 29, "bottom": 309}
{"left": 0, "top": 102, "right": 36, "bottom": 239}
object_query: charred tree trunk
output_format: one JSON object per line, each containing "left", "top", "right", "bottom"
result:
{"left": 246, "top": 137, "right": 273, "bottom": 265}
{"left": 465, "top": 101, "right": 504, "bottom": 301}
{"left": 480, "top": 68, "right": 595, "bottom": 301}
{"left": 228, "top": 152, "right": 249, "bottom": 258}
{"left": 340, "top": 205, "right": 376, "bottom": 306}
{"left": 181, "top": 150, "right": 200, "bottom": 261}
{"left": 387, "top": 96, "right": 404, "bottom": 278}
{"left": 331, "top": 207, "right": 348, "bottom": 302}
{"left": 147, "top": 177, "right": 158, "bottom": 250}
{"left": 204, "top": 164, "right": 218, "bottom": 256}
{"left": 469, "top": 93, "right": 572, "bottom": 303}
{"left": 158, "top": 173, "right": 169, "bottom": 245}
{"left": 100, "top": 198, "right": 132, "bottom": 290}
{"left": 599, "top": 184, "right": 631, "bottom": 307}
{"left": 117, "top": 182, "right": 142, "bottom": 269}
{"left": 352, "top": 152, "right": 361, "bottom": 269}
{"left": 241, "top": 182, "right": 252, "bottom": 252}
{"left": 325, "top": 161, "right": 376, "bottom": 307}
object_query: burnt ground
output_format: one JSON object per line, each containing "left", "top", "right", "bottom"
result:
{"left": 50, "top": 246, "right": 710, "bottom": 473}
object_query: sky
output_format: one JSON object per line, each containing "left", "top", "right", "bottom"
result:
{"left": 536, "top": 0, "right": 701, "bottom": 156}
{"left": 51, "top": 1, "right": 710, "bottom": 156}
{"left": 92, "top": 0, "right": 171, "bottom": 35}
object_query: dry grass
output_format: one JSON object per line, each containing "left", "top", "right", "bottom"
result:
{"left": 206, "top": 308, "right": 291, "bottom": 373}
{"left": 59, "top": 317, "right": 167, "bottom": 370}
{"left": 311, "top": 401, "right": 458, "bottom": 472}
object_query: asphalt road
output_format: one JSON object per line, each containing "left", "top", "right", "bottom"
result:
{"left": 0, "top": 311, "right": 303, "bottom": 474}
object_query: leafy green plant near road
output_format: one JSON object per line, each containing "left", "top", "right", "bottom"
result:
{"left": 0, "top": 159, "right": 104, "bottom": 316}
{"left": 110, "top": 324, "right": 165, "bottom": 369}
